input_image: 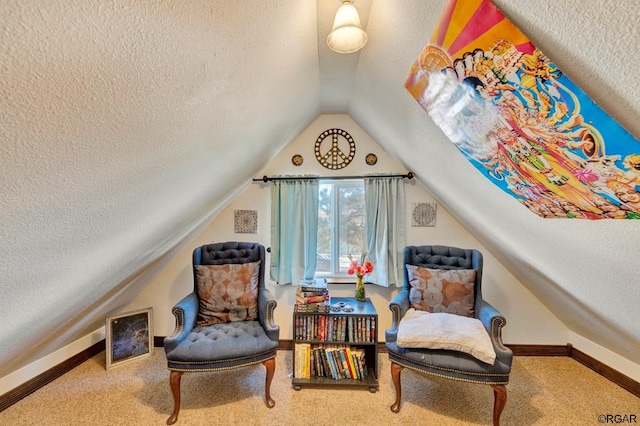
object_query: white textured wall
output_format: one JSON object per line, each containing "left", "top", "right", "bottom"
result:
{"left": 0, "top": 0, "right": 321, "bottom": 382}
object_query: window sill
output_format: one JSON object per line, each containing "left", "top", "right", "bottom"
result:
{"left": 324, "top": 277, "right": 354, "bottom": 284}
{"left": 319, "top": 277, "right": 377, "bottom": 285}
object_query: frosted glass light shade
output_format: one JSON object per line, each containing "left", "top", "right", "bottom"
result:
{"left": 327, "top": 1, "right": 367, "bottom": 54}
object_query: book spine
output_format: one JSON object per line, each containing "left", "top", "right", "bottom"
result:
{"left": 294, "top": 343, "right": 301, "bottom": 378}
{"left": 339, "top": 348, "right": 352, "bottom": 379}
{"left": 301, "top": 294, "right": 329, "bottom": 304}
{"left": 298, "top": 285, "right": 328, "bottom": 293}
{"left": 305, "top": 343, "right": 311, "bottom": 379}
{"left": 371, "top": 317, "right": 376, "bottom": 342}
{"left": 366, "top": 317, "right": 371, "bottom": 342}
{"left": 345, "top": 346, "right": 357, "bottom": 380}
{"left": 313, "top": 347, "right": 322, "bottom": 377}
{"left": 316, "top": 347, "right": 323, "bottom": 377}
{"left": 321, "top": 348, "right": 331, "bottom": 378}
{"left": 337, "top": 348, "right": 348, "bottom": 379}
{"left": 298, "top": 289, "right": 329, "bottom": 296}
{"left": 319, "top": 315, "right": 325, "bottom": 342}
{"left": 360, "top": 350, "right": 368, "bottom": 379}
{"left": 301, "top": 343, "right": 307, "bottom": 379}
{"left": 310, "top": 347, "right": 315, "bottom": 377}
{"left": 333, "top": 317, "right": 338, "bottom": 342}
{"left": 312, "top": 315, "right": 317, "bottom": 340}
{"left": 354, "top": 349, "right": 364, "bottom": 380}
{"left": 302, "top": 316, "right": 307, "bottom": 340}
{"left": 350, "top": 350, "right": 360, "bottom": 380}
{"left": 331, "top": 349, "right": 345, "bottom": 379}
{"left": 327, "top": 349, "right": 339, "bottom": 380}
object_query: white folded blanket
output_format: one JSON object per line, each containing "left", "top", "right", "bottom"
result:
{"left": 397, "top": 308, "right": 496, "bottom": 365}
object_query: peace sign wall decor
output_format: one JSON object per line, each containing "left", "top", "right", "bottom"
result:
{"left": 314, "top": 128, "right": 356, "bottom": 170}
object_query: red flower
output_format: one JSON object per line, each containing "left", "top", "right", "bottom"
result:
{"left": 347, "top": 256, "right": 374, "bottom": 278}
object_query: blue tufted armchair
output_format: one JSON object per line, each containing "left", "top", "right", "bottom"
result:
{"left": 386, "top": 245, "right": 513, "bottom": 425}
{"left": 163, "top": 242, "right": 279, "bottom": 425}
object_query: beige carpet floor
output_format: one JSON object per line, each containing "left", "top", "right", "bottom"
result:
{"left": 0, "top": 349, "right": 638, "bottom": 425}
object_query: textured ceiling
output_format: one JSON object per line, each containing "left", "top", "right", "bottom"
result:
{"left": 1, "top": 0, "right": 640, "bottom": 379}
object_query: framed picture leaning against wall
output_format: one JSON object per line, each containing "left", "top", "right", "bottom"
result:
{"left": 105, "top": 307, "right": 153, "bottom": 370}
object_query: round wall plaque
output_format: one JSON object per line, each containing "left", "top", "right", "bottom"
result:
{"left": 291, "top": 154, "right": 303, "bottom": 166}
{"left": 314, "top": 128, "right": 356, "bottom": 170}
{"left": 365, "top": 153, "right": 378, "bottom": 166}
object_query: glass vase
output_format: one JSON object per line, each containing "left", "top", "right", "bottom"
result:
{"left": 355, "top": 275, "right": 366, "bottom": 302}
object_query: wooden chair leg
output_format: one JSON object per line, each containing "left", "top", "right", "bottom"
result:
{"left": 390, "top": 361, "right": 404, "bottom": 413}
{"left": 167, "top": 371, "right": 183, "bottom": 425}
{"left": 263, "top": 358, "right": 276, "bottom": 408}
{"left": 491, "top": 384, "right": 507, "bottom": 426}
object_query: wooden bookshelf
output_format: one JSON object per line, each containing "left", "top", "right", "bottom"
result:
{"left": 292, "top": 296, "right": 378, "bottom": 392}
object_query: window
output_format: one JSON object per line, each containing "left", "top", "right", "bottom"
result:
{"left": 316, "top": 180, "right": 366, "bottom": 276}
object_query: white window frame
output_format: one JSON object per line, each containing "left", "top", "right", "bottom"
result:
{"left": 315, "top": 179, "right": 366, "bottom": 280}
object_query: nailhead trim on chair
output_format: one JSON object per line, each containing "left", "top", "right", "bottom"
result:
{"left": 391, "top": 358, "right": 510, "bottom": 385}
{"left": 490, "top": 316, "right": 511, "bottom": 354}
{"left": 265, "top": 300, "right": 276, "bottom": 328}
{"left": 170, "top": 308, "right": 185, "bottom": 337}
{"left": 390, "top": 354, "right": 510, "bottom": 383}
{"left": 390, "top": 304, "right": 401, "bottom": 326}
{"left": 168, "top": 353, "right": 277, "bottom": 373}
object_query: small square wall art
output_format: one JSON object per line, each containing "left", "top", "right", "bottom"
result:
{"left": 412, "top": 202, "right": 437, "bottom": 227}
{"left": 234, "top": 209, "right": 258, "bottom": 233}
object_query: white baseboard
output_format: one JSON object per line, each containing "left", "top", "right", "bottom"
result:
{"left": 0, "top": 327, "right": 105, "bottom": 395}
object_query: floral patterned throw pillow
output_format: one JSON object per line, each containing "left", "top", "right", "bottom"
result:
{"left": 195, "top": 261, "right": 260, "bottom": 326}
{"left": 406, "top": 265, "right": 476, "bottom": 317}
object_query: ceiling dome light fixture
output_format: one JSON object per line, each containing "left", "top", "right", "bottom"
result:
{"left": 327, "top": 1, "right": 368, "bottom": 54}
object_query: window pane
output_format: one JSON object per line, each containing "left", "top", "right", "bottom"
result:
{"left": 316, "top": 180, "right": 365, "bottom": 276}
{"left": 337, "top": 184, "right": 366, "bottom": 273}
{"left": 317, "top": 184, "right": 332, "bottom": 273}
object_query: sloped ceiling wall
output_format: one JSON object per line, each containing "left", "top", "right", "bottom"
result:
{"left": 1, "top": 0, "right": 639, "bottom": 381}
{"left": 0, "top": 0, "right": 322, "bottom": 378}
{"left": 351, "top": 0, "right": 640, "bottom": 365}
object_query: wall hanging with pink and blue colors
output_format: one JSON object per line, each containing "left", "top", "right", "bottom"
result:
{"left": 406, "top": 0, "right": 640, "bottom": 219}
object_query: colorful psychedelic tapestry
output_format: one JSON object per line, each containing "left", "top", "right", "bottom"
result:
{"left": 405, "top": 0, "right": 640, "bottom": 219}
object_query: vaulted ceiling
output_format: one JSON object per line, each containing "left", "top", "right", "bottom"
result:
{"left": 2, "top": 0, "right": 640, "bottom": 380}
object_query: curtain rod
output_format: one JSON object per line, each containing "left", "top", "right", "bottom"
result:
{"left": 252, "top": 172, "right": 414, "bottom": 183}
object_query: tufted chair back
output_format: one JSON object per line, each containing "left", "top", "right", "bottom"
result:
{"left": 193, "top": 241, "right": 266, "bottom": 292}
{"left": 403, "top": 245, "right": 484, "bottom": 301}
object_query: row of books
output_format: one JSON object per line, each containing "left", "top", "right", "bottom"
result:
{"left": 295, "top": 279, "right": 330, "bottom": 313}
{"left": 294, "top": 314, "right": 376, "bottom": 343}
{"left": 293, "top": 303, "right": 330, "bottom": 313}
{"left": 294, "top": 343, "right": 368, "bottom": 381}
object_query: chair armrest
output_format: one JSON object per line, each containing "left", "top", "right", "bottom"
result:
{"left": 385, "top": 289, "right": 410, "bottom": 343}
{"left": 259, "top": 288, "right": 280, "bottom": 341}
{"left": 475, "top": 297, "right": 512, "bottom": 358}
{"left": 163, "top": 292, "right": 198, "bottom": 353}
